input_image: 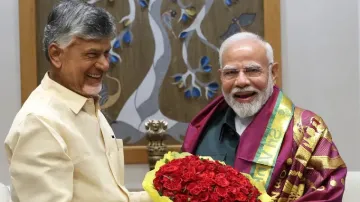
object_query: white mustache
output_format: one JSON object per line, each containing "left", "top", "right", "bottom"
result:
{"left": 230, "top": 87, "right": 261, "bottom": 94}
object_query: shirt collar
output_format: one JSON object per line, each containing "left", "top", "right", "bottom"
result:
{"left": 40, "top": 72, "right": 89, "bottom": 114}
{"left": 223, "top": 107, "right": 236, "bottom": 130}
{"left": 218, "top": 107, "right": 237, "bottom": 141}
{"left": 219, "top": 106, "right": 254, "bottom": 141}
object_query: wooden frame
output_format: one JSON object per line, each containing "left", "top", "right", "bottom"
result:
{"left": 19, "top": 0, "right": 282, "bottom": 164}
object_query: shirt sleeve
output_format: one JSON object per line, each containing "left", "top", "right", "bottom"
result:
{"left": 8, "top": 114, "right": 74, "bottom": 202}
{"left": 129, "top": 191, "right": 152, "bottom": 202}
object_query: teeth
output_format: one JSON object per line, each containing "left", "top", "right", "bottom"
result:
{"left": 87, "top": 74, "right": 101, "bottom": 78}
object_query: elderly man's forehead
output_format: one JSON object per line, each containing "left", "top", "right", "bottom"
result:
{"left": 221, "top": 39, "right": 269, "bottom": 66}
{"left": 230, "top": 39, "right": 266, "bottom": 51}
{"left": 223, "top": 39, "right": 267, "bottom": 59}
{"left": 67, "top": 36, "right": 111, "bottom": 47}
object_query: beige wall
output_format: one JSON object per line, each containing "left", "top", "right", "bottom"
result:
{"left": 0, "top": 0, "right": 21, "bottom": 185}
{"left": 281, "top": 0, "right": 360, "bottom": 170}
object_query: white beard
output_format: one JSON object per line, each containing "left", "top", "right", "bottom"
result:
{"left": 223, "top": 77, "right": 274, "bottom": 118}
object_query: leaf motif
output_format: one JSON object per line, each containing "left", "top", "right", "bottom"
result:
{"left": 200, "top": 56, "right": 210, "bottom": 67}
{"left": 122, "top": 30, "right": 132, "bottom": 44}
{"left": 185, "top": 7, "right": 196, "bottom": 17}
{"left": 225, "top": 0, "right": 232, "bottom": 6}
{"left": 179, "top": 31, "right": 188, "bottom": 39}
{"left": 207, "top": 90, "right": 215, "bottom": 99}
{"left": 184, "top": 89, "right": 192, "bottom": 98}
{"left": 124, "top": 19, "right": 132, "bottom": 27}
{"left": 110, "top": 55, "right": 119, "bottom": 63}
{"left": 192, "top": 87, "right": 201, "bottom": 97}
{"left": 239, "top": 13, "right": 256, "bottom": 27}
{"left": 202, "top": 65, "right": 211, "bottom": 73}
{"left": 181, "top": 14, "right": 188, "bottom": 23}
{"left": 173, "top": 75, "right": 182, "bottom": 82}
{"left": 220, "top": 23, "right": 240, "bottom": 41}
{"left": 113, "top": 39, "right": 121, "bottom": 49}
{"left": 208, "top": 82, "right": 219, "bottom": 91}
{"left": 139, "top": 0, "right": 148, "bottom": 8}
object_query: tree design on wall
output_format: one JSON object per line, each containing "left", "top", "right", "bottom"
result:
{"left": 86, "top": 0, "right": 260, "bottom": 145}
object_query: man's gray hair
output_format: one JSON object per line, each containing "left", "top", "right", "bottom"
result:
{"left": 218, "top": 32, "right": 274, "bottom": 68}
{"left": 43, "top": 0, "right": 116, "bottom": 61}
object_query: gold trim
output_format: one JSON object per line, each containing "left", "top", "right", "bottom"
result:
{"left": 330, "top": 180, "right": 337, "bottom": 187}
{"left": 286, "top": 158, "right": 293, "bottom": 165}
{"left": 282, "top": 180, "right": 294, "bottom": 194}
{"left": 288, "top": 170, "right": 303, "bottom": 178}
{"left": 308, "top": 156, "right": 346, "bottom": 170}
{"left": 322, "top": 128, "right": 333, "bottom": 143}
{"left": 292, "top": 108, "right": 304, "bottom": 145}
{"left": 252, "top": 93, "right": 293, "bottom": 187}
{"left": 295, "top": 145, "right": 312, "bottom": 166}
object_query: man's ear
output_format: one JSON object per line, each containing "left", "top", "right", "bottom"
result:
{"left": 48, "top": 43, "right": 63, "bottom": 68}
{"left": 271, "top": 62, "right": 279, "bottom": 85}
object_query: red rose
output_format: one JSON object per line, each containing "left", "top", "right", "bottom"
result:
{"left": 215, "top": 187, "right": 228, "bottom": 197}
{"left": 235, "top": 192, "right": 248, "bottom": 201}
{"left": 170, "top": 159, "right": 184, "bottom": 166}
{"left": 196, "top": 164, "right": 207, "bottom": 172}
{"left": 163, "top": 178, "right": 182, "bottom": 191}
{"left": 209, "top": 192, "right": 220, "bottom": 202}
{"left": 198, "top": 179, "right": 213, "bottom": 192}
{"left": 162, "top": 189, "right": 175, "bottom": 197}
{"left": 226, "top": 186, "right": 237, "bottom": 195}
{"left": 207, "top": 164, "right": 216, "bottom": 171}
{"left": 153, "top": 177, "right": 162, "bottom": 191}
{"left": 182, "top": 170, "right": 194, "bottom": 182}
{"left": 187, "top": 182, "right": 203, "bottom": 195}
{"left": 174, "top": 194, "right": 189, "bottom": 202}
{"left": 197, "top": 191, "right": 210, "bottom": 201}
{"left": 161, "top": 165, "right": 179, "bottom": 173}
{"left": 199, "top": 171, "right": 215, "bottom": 180}
{"left": 240, "top": 186, "right": 250, "bottom": 194}
{"left": 214, "top": 173, "right": 230, "bottom": 187}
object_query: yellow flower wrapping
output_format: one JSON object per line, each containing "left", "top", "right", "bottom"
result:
{"left": 142, "top": 151, "right": 272, "bottom": 202}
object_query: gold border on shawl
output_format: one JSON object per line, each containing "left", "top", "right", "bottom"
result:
{"left": 308, "top": 156, "right": 345, "bottom": 170}
{"left": 252, "top": 94, "right": 294, "bottom": 188}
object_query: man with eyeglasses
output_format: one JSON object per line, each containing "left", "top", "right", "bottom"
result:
{"left": 181, "top": 32, "right": 347, "bottom": 201}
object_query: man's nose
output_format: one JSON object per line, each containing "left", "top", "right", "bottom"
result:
{"left": 234, "top": 71, "right": 250, "bottom": 87}
{"left": 97, "top": 54, "right": 110, "bottom": 71}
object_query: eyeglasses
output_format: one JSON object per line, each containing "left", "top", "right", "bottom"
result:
{"left": 220, "top": 63, "right": 272, "bottom": 80}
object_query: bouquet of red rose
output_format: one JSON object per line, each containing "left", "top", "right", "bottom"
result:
{"left": 142, "top": 152, "right": 271, "bottom": 202}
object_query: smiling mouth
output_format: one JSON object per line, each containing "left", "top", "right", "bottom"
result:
{"left": 87, "top": 73, "right": 102, "bottom": 79}
{"left": 233, "top": 92, "right": 257, "bottom": 99}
